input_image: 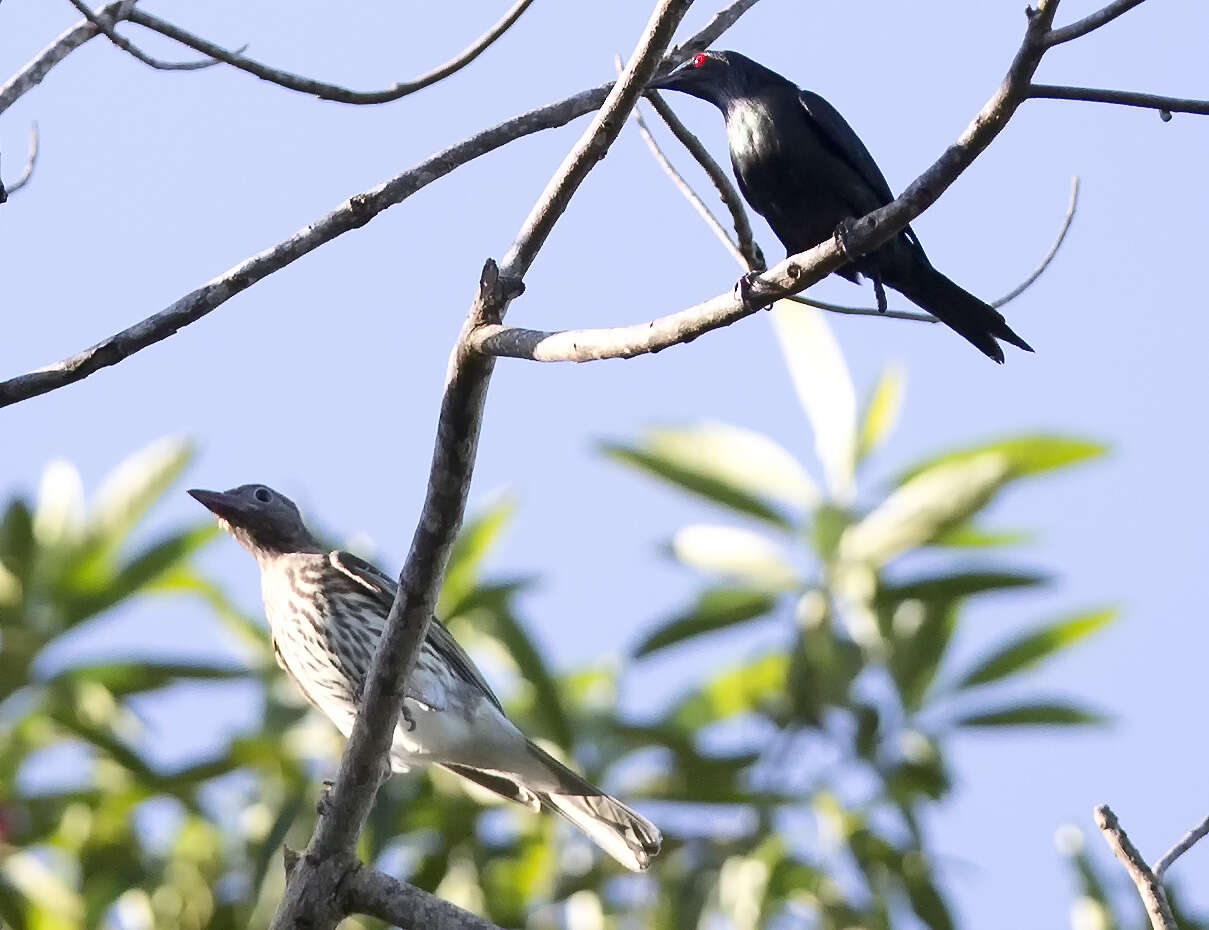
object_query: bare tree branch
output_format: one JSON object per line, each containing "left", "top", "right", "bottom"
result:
{"left": 343, "top": 864, "right": 503, "bottom": 930}
{"left": 471, "top": 2, "right": 1066, "bottom": 364}
{"left": 0, "top": 1, "right": 123, "bottom": 116}
{"left": 0, "top": 1, "right": 764, "bottom": 410}
{"left": 1046, "top": 0, "right": 1148, "bottom": 46}
{"left": 267, "top": 2, "right": 696, "bottom": 926}
{"left": 1027, "top": 83, "right": 1209, "bottom": 117}
{"left": 1154, "top": 811, "right": 1209, "bottom": 881}
{"left": 1094, "top": 805, "right": 1178, "bottom": 930}
{"left": 0, "top": 124, "right": 40, "bottom": 197}
{"left": 991, "top": 174, "right": 1079, "bottom": 307}
{"left": 125, "top": 0, "right": 535, "bottom": 103}
{"left": 64, "top": 0, "right": 224, "bottom": 71}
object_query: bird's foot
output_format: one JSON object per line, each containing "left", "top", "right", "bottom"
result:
{"left": 872, "top": 275, "right": 887, "bottom": 313}
{"left": 735, "top": 271, "right": 785, "bottom": 311}
{"left": 401, "top": 704, "right": 417, "bottom": 732}
{"left": 833, "top": 218, "right": 858, "bottom": 260}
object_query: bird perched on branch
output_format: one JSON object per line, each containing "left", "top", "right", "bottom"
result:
{"left": 190, "top": 484, "right": 660, "bottom": 871}
{"left": 649, "top": 50, "right": 1032, "bottom": 362}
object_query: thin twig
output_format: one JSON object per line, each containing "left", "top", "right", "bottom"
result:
{"left": 126, "top": 0, "right": 535, "bottom": 104}
{"left": 1045, "top": 0, "right": 1149, "bottom": 46}
{"left": 1, "top": 124, "right": 39, "bottom": 196}
{"left": 991, "top": 174, "right": 1079, "bottom": 307}
{"left": 1028, "top": 83, "right": 1209, "bottom": 117}
{"left": 343, "top": 864, "right": 502, "bottom": 930}
{"left": 1094, "top": 805, "right": 1178, "bottom": 930}
{"left": 1154, "top": 812, "right": 1209, "bottom": 881}
{"left": 268, "top": 2, "right": 698, "bottom": 926}
{"left": 633, "top": 101, "right": 747, "bottom": 266}
{"left": 645, "top": 90, "right": 764, "bottom": 269}
{"left": 64, "top": 0, "right": 223, "bottom": 71}
{"left": 0, "top": 1, "right": 125, "bottom": 116}
{"left": 0, "top": 0, "right": 764, "bottom": 409}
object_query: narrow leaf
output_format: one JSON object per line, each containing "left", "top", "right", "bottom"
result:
{"left": 954, "top": 701, "right": 1108, "bottom": 728}
{"left": 45, "top": 660, "right": 249, "bottom": 696}
{"left": 671, "top": 524, "right": 799, "bottom": 590}
{"left": 770, "top": 303, "right": 856, "bottom": 502}
{"left": 633, "top": 587, "right": 778, "bottom": 658}
{"left": 900, "top": 435, "right": 1106, "bottom": 484}
{"left": 857, "top": 364, "right": 906, "bottom": 462}
{"left": 956, "top": 608, "right": 1116, "bottom": 689}
{"left": 880, "top": 570, "right": 1047, "bottom": 605}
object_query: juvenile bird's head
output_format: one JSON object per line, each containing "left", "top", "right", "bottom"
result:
{"left": 647, "top": 50, "right": 790, "bottom": 109}
{"left": 189, "top": 484, "right": 319, "bottom": 560}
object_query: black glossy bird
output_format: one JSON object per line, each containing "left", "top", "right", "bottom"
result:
{"left": 190, "top": 484, "right": 661, "bottom": 871}
{"left": 650, "top": 51, "right": 1032, "bottom": 362}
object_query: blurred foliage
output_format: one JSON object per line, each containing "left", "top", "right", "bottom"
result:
{"left": 0, "top": 307, "right": 1190, "bottom": 929}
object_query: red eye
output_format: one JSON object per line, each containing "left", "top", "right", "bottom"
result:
{"left": 691, "top": 52, "right": 707, "bottom": 68}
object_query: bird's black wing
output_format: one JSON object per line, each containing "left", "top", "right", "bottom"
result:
{"left": 328, "top": 550, "right": 505, "bottom": 712}
{"left": 798, "top": 90, "right": 895, "bottom": 206}
{"left": 798, "top": 90, "right": 923, "bottom": 251}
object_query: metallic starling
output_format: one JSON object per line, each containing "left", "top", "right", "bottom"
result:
{"left": 649, "top": 51, "right": 1033, "bottom": 363}
{"left": 189, "top": 484, "right": 661, "bottom": 871}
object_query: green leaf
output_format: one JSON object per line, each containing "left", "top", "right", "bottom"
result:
{"left": 602, "top": 439, "right": 797, "bottom": 529}
{"left": 887, "top": 601, "right": 961, "bottom": 711}
{"left": 954, "top": 701, "right": 1108, "bottom": 728}
{"left": 88, "top": 437, "right": 193, "bottom": 549}
{"left": 439, "top": 496, "right": 515, "bottom": 618}
{"left": 44, "top": 660, "right": 249, "bottom": 696}
{"left": 770, "top": 303, "right": 857, "bottom": 501}
{"left": 931, "top": 524, "right": 1031, "bottom": 549}
{"left": 60, "top": 525, "right": 220, "bottom": 625}
{"left": 670, "top": 653, "right": 788, "bottom": 730}
{"left": 900, "top": 434, "right": 1106, "bottom": 484}
{"left": 857, "top": 364, "right": 905, "bottom": 463}
{"left": 841, "top": 452, "right": 1012, "bottom": 566}
{"left": 880, "top": 570, "right": 1047, "bottom": 605}
{"left": 955, "top": 608, "right": 1116, "bottom": 689}
{"left": 633, "top": 587, "right": 778, "bottom": 658}
{"left": 671, "top": 524, "right": 799, "bottom": 590}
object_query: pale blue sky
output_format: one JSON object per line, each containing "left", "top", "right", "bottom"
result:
{"left": 2, "top": 0, "right": 1207, "bottom": 926}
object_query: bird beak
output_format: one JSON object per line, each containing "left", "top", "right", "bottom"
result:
{"left": 647, "top": 60, "right": 706, "bottom": 97}
{"left": 188, "top": 488, "right": 246, "bottom": 526}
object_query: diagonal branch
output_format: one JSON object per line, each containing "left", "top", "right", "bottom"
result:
{"left": 0, "top": 124, "right": 40, "bottom": 199}
{"left": 268, "top": 2, "right": 699, "bottom": 926}
{"left": 1154, "top": 811, "right": 1209, "bottom": 881}
{"left": 0, "top": 0, "right": 764, "bottom": 410}
{"left": 1094, "top": 805, "right": 1178, "bottom": 930}
{"left": 125, "top": 0, "right": 535, "bottom": 103}
{"left": 343, "top": 864, "right": 502, "bottom": 929}
{"left": 1027, "top": 83, "right": 1209, "bottom": 117}
{"left": 64, "top": 0, "right": 224, "bottom": 71}
{"left": 470, "top": 2, "right": 1065, "bottom": 364}
{"left": 1045, "top": 0, "right": 1149, "bottom": 46}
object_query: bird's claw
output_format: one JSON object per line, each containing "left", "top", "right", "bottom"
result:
{"left": 402, "top": 705, "right": 417, "bottom": 732}
{"left": 833, "top": 218, "right": 857, "bottom": 260}
{"left": 735, "top": 271, "right": 783, "bottom": 311}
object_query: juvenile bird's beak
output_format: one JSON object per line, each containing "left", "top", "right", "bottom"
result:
{"left": 647, "top": 60, "right": 711, "bottom": 100}
{"left": 188, "top": 488, "right": 246, "bottom": 526}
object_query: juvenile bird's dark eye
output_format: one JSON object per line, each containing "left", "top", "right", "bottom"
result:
{"left": 691, "top": 52, "right": 707, "bottom": 68}
{"left": 254, "top": 487, "right": 272, "bottom": 503}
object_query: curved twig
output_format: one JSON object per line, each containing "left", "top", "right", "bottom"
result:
{"left": 1045, "top": 0, "right": 1149, "bottom": 46}
{"left": 125, "top": 0, "right": 536, "bottom": 104}
{"left": 64, "top": 0, "right": 224, "bottom": 71}
{"left": 991, "top": 174, "right": 1079, "bottom": 307}
{"left": 1154, "top": 812, "right": 1209, "bottom": 881}
{"left": 645, "top": 91, "right": 764, "bottom": 269}
{"left": 2, "top": 124, "right": 40, "bottom": 197}
{"left": 1027, "top": 83, "right": 1209, "bottom": 118}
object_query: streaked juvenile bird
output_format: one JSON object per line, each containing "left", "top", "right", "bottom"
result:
{"left": 190, "top": 484, "right": 661, "bottom": 871}
{"left": 649, "top": 50, "right": 1032, "bottom": 362}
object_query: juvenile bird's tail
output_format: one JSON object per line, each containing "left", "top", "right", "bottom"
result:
{"left": 894, "top": 265, "right": 1033, "bottom": 363}
{"left": 442, "top": 741, "right": 662, "bottom": 872}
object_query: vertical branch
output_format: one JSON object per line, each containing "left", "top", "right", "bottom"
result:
{"left": 1094, "top": 805, "right": 1178, "bottom": 930}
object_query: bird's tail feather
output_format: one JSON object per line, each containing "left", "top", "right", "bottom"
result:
{"left": 441, "top": 743, "right": 662, "bottom": 872}
{"left": 895, "top": 266, "right": 1033, "bottom": 363}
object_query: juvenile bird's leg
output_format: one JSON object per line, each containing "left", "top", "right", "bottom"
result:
{"left": 401, "top": 702, "right": 416, "bottom": 732}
